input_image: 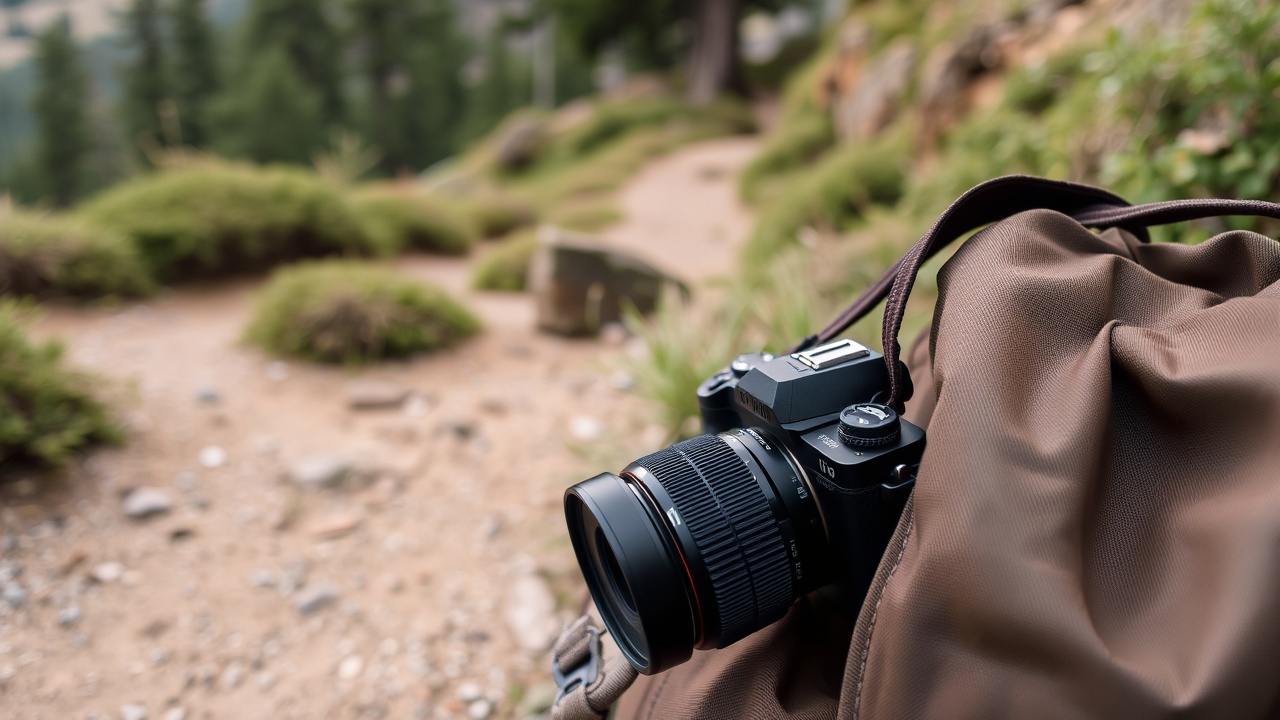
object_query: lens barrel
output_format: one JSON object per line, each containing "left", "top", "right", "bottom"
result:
{"left": 564, "top": 430, "right": 825, "bottom": 675}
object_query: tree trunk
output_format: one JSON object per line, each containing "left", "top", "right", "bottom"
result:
{"left": 685, "top": 0, "right": 741, "bottom": 105}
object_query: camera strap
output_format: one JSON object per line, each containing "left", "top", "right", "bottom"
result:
{"left": 551, "top": 615, "right": 639, "bottom": 720}
{"left": 792, "top": 174, "right": 1280, "bottom": 409}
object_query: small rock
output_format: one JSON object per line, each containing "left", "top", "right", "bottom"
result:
{"left": 337, "top": 655, "right": 363, "bottom": 681}
{"left": 569, "top": 416, "right": 605, "bottom": 442}
{"left": 119, "top": 704, "right": 147, "bottom": 720}
{"left": 346, "top": 381, "right": 410, "bottom": 410}
{"left": 220, "top": 662, "right": 245, "bottom": 690}
{"left": 480, "top": 515, "right": 502, "bottom": 540}
{"left": 611, "top": 371, "right": 635, "bottom": 392}
{"left": 160, "top": 708, "right": 186, "bottom": 720}
{"left": 2, "top": 583, "right": 26, "bottom": 609}
{"left": 293, "top": 583, "right": 340, "bottom": 615}
{"left": 504, "top": 571, "right": 561, "bottom": 653}
{"left": 467, "top": 699, "right": 493, "bottom": 720}
{"left": 197, "top": 446, "right": 227, "bottom": 469}
{"left": 250, "top": 570, "right": 276, "bottom": 589}
{"left": 0, "top": 561, "right": 19, "bottom": 582}
{"left": 402, "top": 395, "right": 430, "bottom": 417}
{"left": 479, "top": 397, "right": 507, "bottom": 415}
{"left": 58, "top": 606, "right": 83, "bottom": 627}
{"left": 307, "top": 511, "right": 363, "bottom": 540}
{"left": 91, "top": 562, "right": 124, "bottom": 584}
{"left": 383, "top": 574, "right": 404, "bottom": 593}
{"left": 266, "top": 362, "right": 290, "bottom": 382}
{"left": 457, "top": 681, "right": 484, "bottom": 702}
{"left": 256, "top": 671, "right": 276, "bottom": 690}
{"left": 600, "top": 323, "right": 630, "bottom": 346}
{"left": 443, "top": 420, "right": 475, "bottom": 440}
{"left": 122, "top": 488, "right": 175, "bottom": 519}
{"left": 195, "top": 386, "right": 220, "bottom": 405}
{"left": 288, "top": 455, "right": 352, "bottom": 489}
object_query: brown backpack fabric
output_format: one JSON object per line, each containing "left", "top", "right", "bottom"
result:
{"left": 614, "top": 177, "right": 1280, "bottom": 719}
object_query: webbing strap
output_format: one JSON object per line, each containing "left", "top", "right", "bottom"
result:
{"left": 793, "top": 175, "right": 1280, "bottom": 410}
{"left": 551, "top": 615, "right": 639, "bottom": 720}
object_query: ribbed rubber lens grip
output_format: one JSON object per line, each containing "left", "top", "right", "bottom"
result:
{"left": 634, "top": 435, "right": 794, "bottom": 647}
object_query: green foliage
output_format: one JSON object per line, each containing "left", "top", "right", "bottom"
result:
{"left": 211, "top": 45, "right": 325, "bottom": 165}
{"left": 739, "top": 109, "right": 834, "bottom": 202}
{"left": 350, "top": 189, "right": 476, "bottom": 256}
{"left": 471, "top": 231, "right": 538, "bottom": 292}
{"left": 454, "top": 192, "right": 538, "bottom": 238}
{"left": 170, "top": 0, "right": 219, "bottom": 147}
{"left": 0, "top": 208, "right": 155, "bottom": 299}
{"left": 79, "top": 162, "right": 376, "bottom": 282}
{"left": 0, "top": 301, "right": 121, "bottom": 469}
{"left": 32, "top": 18, "right": 92, "bottom": 207}
{"left": 119, "top": 0, "right": 168, "bottom": 158}
{"left": 239, "top": 0, "right": 344, "bottom": 126}
{"left": 744, "top": 132, "right": 908, "bottom": 272}
{"left": 547, "top": 201, "right": 623, "bottom": 232}
{"left": 1103, "top": 0, "right": 1280, "bottom": 218}
{"left": 461, "top": 18, "right": 532, "bottom": 144}
{"left": 246, "top": 260, "right": 480, "bottom": 363}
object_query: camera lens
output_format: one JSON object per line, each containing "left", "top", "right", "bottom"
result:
{"left": 565, "top": 430, "right": 826, "bottom": 675}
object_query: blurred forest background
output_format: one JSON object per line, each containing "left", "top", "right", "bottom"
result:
{"left": 1, "top": 0, "right": 1279, "bottom": 717}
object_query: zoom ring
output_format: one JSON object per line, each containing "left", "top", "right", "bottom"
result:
{"left": 636, "top": 435, "right": 794, "bottom": 646}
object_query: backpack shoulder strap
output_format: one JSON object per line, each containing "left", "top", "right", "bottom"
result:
{"left": 794, "top": 175, "right": 1280, "bottom": 410}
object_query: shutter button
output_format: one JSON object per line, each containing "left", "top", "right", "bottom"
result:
{"left": 837, "top": 403, "right": 901, "bottom": 449}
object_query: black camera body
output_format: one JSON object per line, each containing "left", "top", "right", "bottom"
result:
{"left": 564, "top": 339, "right": 925, "bottom": 675}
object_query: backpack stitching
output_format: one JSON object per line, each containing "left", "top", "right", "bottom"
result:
{"left": 851, "top": 504, "right": 915, "bottom": 720}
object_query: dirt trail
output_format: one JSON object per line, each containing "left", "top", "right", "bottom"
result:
{"left": 0, "top": 136, "right": 758, "bottom": 720}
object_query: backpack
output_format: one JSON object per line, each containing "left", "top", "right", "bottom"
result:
{"left": 598, "top": 176, "right": 1280, "bottom": 719}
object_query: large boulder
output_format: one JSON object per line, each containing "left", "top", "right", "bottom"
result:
{"left": 529, "top": 227, "right": 688, "bottom": 337}
{"left": 493, "top": 113, "right": 548, "bottom": 170}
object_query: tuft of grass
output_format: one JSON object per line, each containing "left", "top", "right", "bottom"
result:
{"left": 739, "top": 110, "right": 835, "bottom": 202}
{"left": 546, "top": 201, "right": 624, "bottom": 232}
{"left": 349, "top": 190, "right": 477, "bottom": 256}
{"left": 246, "top": 260, "right": 481, "bottom": 364}
{"left": 0, "top": 301, "right": 122, "bottom": 469}
{"left": 471, "top": 231, "right": 538, "bottom": 292}
{"left": 0, "top": 208, "right": 155, "bottom": 299}
{"left": 743, "top": 132, "right": 909, "bottom": 273}
{"left": 78, "top": 161, "right": 378, "bottom": 282}
{"left": 453, "top": 191, "right": 538, "bottom": 239}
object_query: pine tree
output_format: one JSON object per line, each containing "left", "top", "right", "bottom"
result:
{"left": 119, "top": 0, "right": 169, "bottom": 157}
{"left": 241, "top": 0, "right": 344, "bottom": 127}
{"left": 211, "top": 45, "right": 323, "bottom": 165}
{"left": 170, "top": 0, "right": 219, "bottom": 147}
{"left": 32, "top": 17, "right": 92, "bottom": 206}
{"left": 345, "top": 0, "right": 399, "bottom": 169}
{"left": 398, "top": 0, "right": 467, "bottom": 169}
{"left": 460, "top": 18, "right": 531, "bottom": 144}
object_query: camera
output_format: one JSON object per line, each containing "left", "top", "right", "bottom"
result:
{"left": 564, "top": 338, "right": 926, "bottom": 675}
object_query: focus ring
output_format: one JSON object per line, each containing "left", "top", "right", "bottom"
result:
{"left": 635, "top": 435, "right": 793, "bottom": 646}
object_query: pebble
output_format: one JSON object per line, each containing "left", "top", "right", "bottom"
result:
{"left": 58, "top": 606, "right": 83, "bottom": 627}
{"left": 611, "top": 370, "right": 636, "bottom": 392}
{"left": 250, "top": 570, "right": 276, "bottom": 589}
{"left": 122, "top": 488, "right": 175, "bottom": 519}
{"left": 256, "top": 671, "right": 276, "bottom": 690}
{"left": 195, "top": 386, "right": 221, "bottom": 405}
{"left": 266, "top": 362, "right": 290, "bottom": 382}
{"left": 91, "top": 562, "right": 124, "bottom": 584}
{"left": 337, "top": 655, "right": 363, "bottom": 680}
{"left": 346, "top": 381, "right": 410, "bottom": 410}
{"left": 467, "top": 699, "right": 493, "bottom": 720}
{"left": 505, "top": 571, "right": 561, "bottom": 652}
{"left": 307, "top": 511, "right": 363, "bottom": 539}
{"left": 1, "top": 583, "right": 26, "bottom": 609}
{"left": 293, "top": 583, "right": 341, "bottom": 615}
{"left": 402, "top": 395, "right": 430, "bottom": 417}
{"left": 0, "top": 561, "right": 17, "bottom": 582}
{"left": 119, "top": 704, "right": 147, "bottom": 720}
{"left": 288, "top": 455, "right": 352, "bottom": 488}
{"left": 457, "top": 681, "right": 484, "bottom": 702}
{"left": 197, "top": 446, "right": 227, "bottom": 469}
{"left": 160, "top": 708, "right": 186, "bottom": 720}
{"left": 220, "top": 661, "right": 245, "bottom": 690}
{"left": 569, "top": 416, "right": 605, "bottom": 442}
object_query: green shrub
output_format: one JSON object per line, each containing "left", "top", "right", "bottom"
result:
{"left": 350, "top": 190, "right": 477, "bottom": 256}
{"left": 744, "top": 133, "right": 908, "bottom": 272}
{"left": 246, "top": 261, "right": 480, "bottom": 364}
{"left": 547, "top": 201, "right": 623, "bottom": 232}
{"left": 0, "top": 209, "right": 155, "bottom": 299}
{"left": 0, "top": 301, "right": 121, "bottom": 469}
{"left": 739, "top": 111, "right": 835, "bottom": 202}
{"left": 471, "top": 231, "right": 538, "bottom": 292}
{"left": 455, "top": 192, "right": 538, "bottom": 238}
{"left": 78, "top": 162, "right": 377, "bottom": 282}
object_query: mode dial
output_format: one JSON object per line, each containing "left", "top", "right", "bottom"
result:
{"left": 837, "top": 403, "right": 901, "bottom": 449}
